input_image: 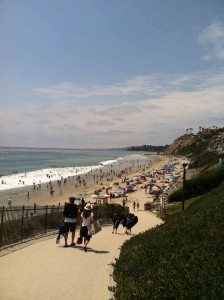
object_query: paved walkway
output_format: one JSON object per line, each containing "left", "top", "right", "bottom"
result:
{"left": 0, "top": 211, "right": 163, "bottom": 300}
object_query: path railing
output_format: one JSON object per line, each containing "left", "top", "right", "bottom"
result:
{"left": 0, "top": 202, "right": 127, "bottom": 248}
{"left": 0, "top": 204, "right": 64, "bottom": 247}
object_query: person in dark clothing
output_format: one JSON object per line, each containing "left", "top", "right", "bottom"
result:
{"left": 56, "top": 222, "right": 65, "bottom": 244}
{"left": 63, "top": 196, "right": 79, "bottom": 247}
{"left": 112, "top": 213, "right": 120, "bottom": 234}
{"left": 125, "top": 213, "right": 138, "bottom": 235}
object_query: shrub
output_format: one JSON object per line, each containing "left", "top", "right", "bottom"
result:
{"left": 189, "top": 151, "right": 221, "bottom": 169}
{"left": 168, "top": 167, "right": 224, "bottom": 203}
{"left": 93, "top": 203, "right": 128, "bottom": 220}
{"left": 113, "top": 182, "right": 224, "bottom": 299}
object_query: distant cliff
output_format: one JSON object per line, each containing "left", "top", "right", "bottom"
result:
{"left": 165, "top": 131, "right": 224, "bottom": 156}
{"left": 165, "top": 128, "right": 224, "bottom": 169}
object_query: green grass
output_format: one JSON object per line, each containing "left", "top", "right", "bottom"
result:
{"left": 168, "top": 167, "right": 224, "bottom": 203}
{"left": 113, "top": 182, "right": 224, "bottom": 299}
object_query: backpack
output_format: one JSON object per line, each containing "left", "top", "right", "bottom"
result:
{"left": 63, "top": 203, "right": 78, "bottom": 219}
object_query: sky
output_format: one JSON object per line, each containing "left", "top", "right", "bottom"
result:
{"left": 1, "top": 0, "right": 224, "bottom": 149}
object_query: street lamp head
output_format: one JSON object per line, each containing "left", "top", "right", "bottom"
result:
{"left": 182, "top": 163, "right": 188, "bottom": 168}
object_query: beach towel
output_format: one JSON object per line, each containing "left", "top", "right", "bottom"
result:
{"left": 126, "top": 215, "right": 138, "bottom": 229}
{"left": 87, "top": 220, "right": 102, "bottom": 235}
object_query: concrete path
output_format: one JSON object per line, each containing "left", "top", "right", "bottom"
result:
{"left": 0, "top": 211, "right": 163, "bottom": 300}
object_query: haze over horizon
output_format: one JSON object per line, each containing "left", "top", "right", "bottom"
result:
{"left": 1, "top": 1, "right": 224, "bottom": 148}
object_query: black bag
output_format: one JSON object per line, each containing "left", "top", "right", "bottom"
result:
{"left": 63, "top": 203, "right": 78, "bottom": 218}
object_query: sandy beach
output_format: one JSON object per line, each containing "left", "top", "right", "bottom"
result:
{"left": 0, "top": 155, "right": 165, "bottom": 207}
{"left": 0, "top": 154, "right": 188, "bottom": 300}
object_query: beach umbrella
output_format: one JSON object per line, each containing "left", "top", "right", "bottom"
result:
{"left": 146, "top": 183, "right": 155, "bottom": 187}
{"left": 146, "top": 183, "right": 162, "bottom": 189}
{"left": 75, "top": 192, "right": 87, "bottom": 199}
{"left": 155, "top": 184, "right": 162, "bottom": 189}
{"left": 140, "top": 173, "right": 146, "bottom": 176}
{"left": 72, "top": 195, "right": 82, "bottom": 200}
{"left": 118, "top": 187, "right": 126, "bottom": 191}
{"left": 139, "top": 179, "right": 147, "bottom": 183}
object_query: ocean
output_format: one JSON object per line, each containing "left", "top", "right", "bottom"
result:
{"left": 0, "top": 147, "right": 154, "bottom": 192}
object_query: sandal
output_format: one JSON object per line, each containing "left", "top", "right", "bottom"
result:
{"left": 63, "top": 245, "right": 69, "bottom": 248}
{"left": 70, "top": 242, "right": 76, "bottom": 246}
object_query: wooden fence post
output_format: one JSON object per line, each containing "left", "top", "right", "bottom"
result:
{"left": 44, "top": 205, "right": 48, "bottom": 234}
{"left": 0, "top": 206, "right": 5, "bottom": 246}
{"left": 21, "top": 206, "right": 25, "bottom": 240}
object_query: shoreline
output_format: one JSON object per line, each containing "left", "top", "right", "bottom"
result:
{"left": 0, "top": 154, "right": 163, "bottom": 207}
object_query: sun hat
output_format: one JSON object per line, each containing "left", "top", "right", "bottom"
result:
{"left": 84, "top": 203, "right": 92, "bottom": 210}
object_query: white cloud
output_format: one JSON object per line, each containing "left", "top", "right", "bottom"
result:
{"left": 33, "top": 69, "right": 224, "bottom": 105}
{"left": 1, "top": 69, "right": 224, "bottom": 148}
{"left": 198, "top": 21, "right": 224, "bottom": 60}
{"left": 33, "top": 76, "right": 162, "bottom": 100}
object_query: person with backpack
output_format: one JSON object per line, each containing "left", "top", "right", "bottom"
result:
{"left": 125, "top": 213, "right": 138, "bottom": 235}
{"left": 63, "top": 196, "right": 79, "bottom": 247}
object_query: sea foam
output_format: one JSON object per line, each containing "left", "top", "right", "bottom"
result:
{"left": 0, "top": 165, "right": 101, "bottom": 191}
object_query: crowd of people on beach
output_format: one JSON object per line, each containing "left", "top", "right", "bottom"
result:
{"left": 2, "top": 157, "right": 149, "bottom": 205}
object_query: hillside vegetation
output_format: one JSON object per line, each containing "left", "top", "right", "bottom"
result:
{"left": 113, "top": 182, "right": 224, "bottom": 299}
{"left": 168, "top": 167, "right": 224, "bottom": 203}
{"left": 165, "top": 129, "right": 224, "bottom": 170}
{"left": 127, "top": 145, "right": 168, "bottom": 153}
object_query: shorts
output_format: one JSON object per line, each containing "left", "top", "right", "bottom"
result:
{"left": 64, "top": 222, "right": 77, "bottom": 233}
{"left": 80, "top": 226, "right": 92, "bottom": 240}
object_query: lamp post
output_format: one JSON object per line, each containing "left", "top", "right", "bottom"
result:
{"left": 182, "top": 163, "right": 188, "bottom": 210}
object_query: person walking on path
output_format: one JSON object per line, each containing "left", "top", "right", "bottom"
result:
{"left": 7, "top": 197, "right": 12, "bottom": 206}
{"left": 63, "top": 196, "right": 79, "bottom": 247}
{"left": 79, "top": 203, "right": 94, "bottom": 252}
{"left": 112, "top": 213, "right": 120, "bottom": 234}
{"left": 125, "top": 213, "right": 138, "bottom": 235}
{"left": 133, "top": 201, "right": 136, "bottom": 212}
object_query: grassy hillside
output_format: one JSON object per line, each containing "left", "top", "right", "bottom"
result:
{"left": 168, "top": 167, "right": 224, "bottom": 203}
{"left": 113, "top": 182, "right": 224, "bottom": 299}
